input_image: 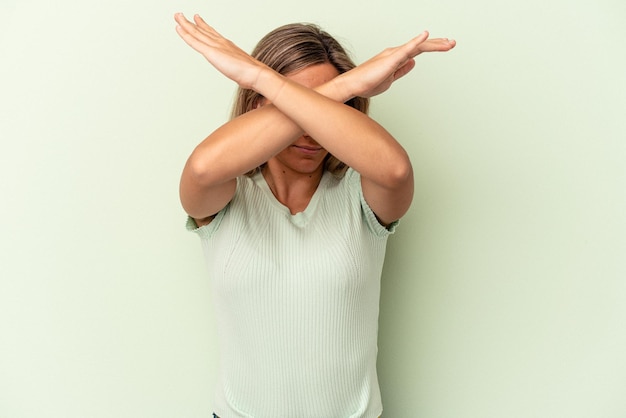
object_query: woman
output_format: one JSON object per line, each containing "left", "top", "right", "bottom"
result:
{"left": 174, "top": 13, "right": 455, "bottom": 418}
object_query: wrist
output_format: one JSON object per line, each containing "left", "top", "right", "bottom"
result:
{"left": 253, "top": 68, "right": 288, "bottom": 103}
{"left": 322, "top": 73, "right": 354, "bottom": 103}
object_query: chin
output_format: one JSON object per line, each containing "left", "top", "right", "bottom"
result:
{"left": 295, "top": 164, "right": 325, "bottom": 175}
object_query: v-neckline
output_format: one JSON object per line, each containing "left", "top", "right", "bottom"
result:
{"left": 254, "top": 170, "right": 329, "bottom": 227}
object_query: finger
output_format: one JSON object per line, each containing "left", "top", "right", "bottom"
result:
{"left": 392, "top": 59, "right": 416, "bottom": 81}
{"left": 175, "top": 23, "right": 208, "bottom": 52}
{"left": 175, "top": 14, "right": 222, "bottom": 52}
{"left": 419, "top": 38, "right": 457, "bottom": 52}
{"left": 443, "top": 38, "right": 457, "bottom": 50}
{"left": 174, "top": 13, "right": 199, "bottom": 37}
{"left": 174, "top": 12, "right": 192, "bottom": 28}
{"left": 414, "top": 30, "right": 430, "bottom": 43}
{"left": 193, "top": 14, "right": 218, "bottom": 35}
{"left": 174, "top": 17, "right": 218, "bottom": 55}
{"left": 191, "top": 15, "right": 219, "bottom": 39}
{"left": 175, "top": 13, "right": 211, "bottom": 41}
{"left": 408, "top": 31, "right": 430, "bottom": 49}
{"left": 399, "top": 31, "right": 430, "bottom": 59}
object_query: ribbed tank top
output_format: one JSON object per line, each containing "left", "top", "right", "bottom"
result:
{"left": 187, "top": 168, "right": 396, "bottom": 418}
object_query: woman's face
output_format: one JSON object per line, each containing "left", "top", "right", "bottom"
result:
{"left": 266, "top": 62, "right": 340, "bottom": 176}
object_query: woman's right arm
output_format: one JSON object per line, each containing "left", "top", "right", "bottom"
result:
{"left": 176, "top": 14, "right": 363, "bottom": 222}
{"left": 179, "top": 81, "right": 353, "bottom": 223}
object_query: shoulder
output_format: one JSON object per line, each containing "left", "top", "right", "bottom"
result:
{"left": 339, "top": 168, "right": 399, "bottom": 236}
{"left": 186, "top": 174, "right": 260, "bottom": 237}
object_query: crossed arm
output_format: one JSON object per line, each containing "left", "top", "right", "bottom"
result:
{"left": 174, "top": 13, "right": 455, "bottom": 225}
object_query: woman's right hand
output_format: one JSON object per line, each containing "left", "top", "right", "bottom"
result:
{"left": 338, "top": 32, "right": 456, "bottom": 99}
{"left": 174, "top": 13, "right": 269, "bottom": 90}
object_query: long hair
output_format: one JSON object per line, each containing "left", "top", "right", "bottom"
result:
{"left": 231, "top": 23, "right": 369, "bottom": 177}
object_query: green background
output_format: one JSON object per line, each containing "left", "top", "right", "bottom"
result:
{"left": 1, "top": 0, "right": 625, "bottom": 417}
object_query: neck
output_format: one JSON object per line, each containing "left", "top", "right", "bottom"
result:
{"left": 262, "top": 164, "right": 324, "bottom": 214}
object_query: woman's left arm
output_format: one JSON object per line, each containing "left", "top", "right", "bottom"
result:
{"left": 252, "top": 32, "right": 455, "bottom": 225}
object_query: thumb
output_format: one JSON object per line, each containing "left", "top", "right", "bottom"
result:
{"left": 393, "top": 59, "right": 416, "bottom": 81}
{"left": 403, "top": 31, "right": 430, "bottom": 57}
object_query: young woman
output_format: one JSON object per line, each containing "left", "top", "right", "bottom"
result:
{"left": 174, "top": 13, "right": 455, "bottom": 417}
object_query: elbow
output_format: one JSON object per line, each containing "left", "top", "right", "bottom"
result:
{"left": 384, "top": 155, "right": 413, "bottom": 190}
{"left": 186, "top": 157, "right": 209, "bottom": 186}
{"left": 185, "top": 152, "right": 218, "bottom": 188}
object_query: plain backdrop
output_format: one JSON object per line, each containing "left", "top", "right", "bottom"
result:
{"left": 1, "top": 0, "right": 625, "bottom": 417}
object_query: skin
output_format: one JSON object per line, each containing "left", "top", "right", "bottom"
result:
{"left": 261, "top": 63, "right": 337, "bottom": 214}
{"left": 174, "top": 13, "right": 456, "bottom": 226}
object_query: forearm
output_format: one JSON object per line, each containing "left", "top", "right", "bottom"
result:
{"left": 185, "top": 77, "right": 355, "bottom": 186}
{"left": 176, "top": 13, "right": 454, "bottom": 189}
{"left": 256, "top": 69, "right": 412, "bottom": 187}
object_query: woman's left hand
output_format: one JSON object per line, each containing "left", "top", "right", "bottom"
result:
{"left": 337, "top": 32, "right": 456, "bottom": 99}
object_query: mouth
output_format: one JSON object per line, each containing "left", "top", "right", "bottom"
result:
{"left": 292, "top": 145, "right": 323, "bottom": 155}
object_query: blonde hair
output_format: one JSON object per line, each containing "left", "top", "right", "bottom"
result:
{"left": 231, "top": 23, "right": 369, "bottom": 177}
